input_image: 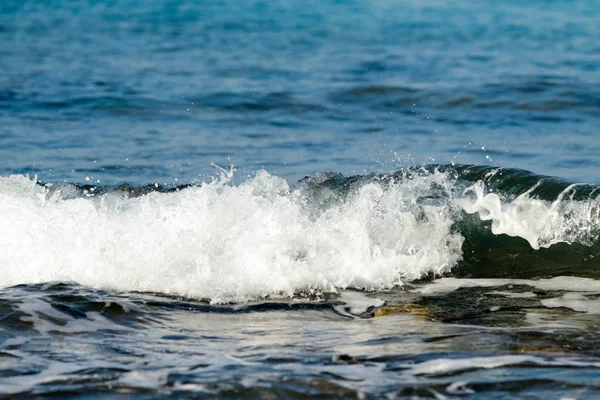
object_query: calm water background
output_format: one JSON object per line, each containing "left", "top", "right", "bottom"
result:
{"left": 2, "top": 1, "right": 600, "bottom": 398}
{"left": 1, "top": 0, "right": 599, "bottom": 185}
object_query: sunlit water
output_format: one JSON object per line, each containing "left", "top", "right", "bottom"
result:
{"left": 1, "top": 0, "right": 600, "bottom": 398}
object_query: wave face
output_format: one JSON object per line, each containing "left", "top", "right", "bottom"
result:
{"left": 1, "top": 165, "right": 598, "bottom": 303}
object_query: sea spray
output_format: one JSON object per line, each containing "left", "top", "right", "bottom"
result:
{"left": 1, "top": 166, "right": 599, "bottom": 302}
{"left": 458, "top": 178, "right": 600, "bottom": 249}
{"left": 0, "top": 169, "right": 463, "bottom": 303}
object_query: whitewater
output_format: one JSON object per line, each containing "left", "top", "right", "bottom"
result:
{"left": 2, "top": 166, "right": 598, "bottom": 304}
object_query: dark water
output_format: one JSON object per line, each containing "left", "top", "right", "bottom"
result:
{"left": 1, "top": 0, "right": 600, "bottom": 398}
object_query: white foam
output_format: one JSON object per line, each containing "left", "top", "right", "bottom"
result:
{"left": 335, "top": 291, "right": 385, "bottom": 316}
{"left": 118, "top": 370, "right": 169, "bottom": 388}
{"left": 0, "top": 171, "right": 462, "bottom": 303}
{"left": 446, "top": 381, "right": 475, "bottom": 395}
{"left": 542, "top": 293, "right": 600, "bottom": 314}
{"left": 415, "top": 276, "right": 600, "bottom": 315}
{"left": 486, "top": 291, "right": 537, "bottom": 298}
{"left": 458, "top": 180, "right": 599, "bottom": 249}
{"left": 409, "top": 355, "right": 600, "bottom": 376}
{"left": 3, "top": 171, "right": 596, "bottom": 303}
{"left": 415, "top": 276, "right": 600, "bottom": 295}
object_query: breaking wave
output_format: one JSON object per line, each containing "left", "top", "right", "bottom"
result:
{"left": 0, "top": 165, "right": 598, "bottom": 303}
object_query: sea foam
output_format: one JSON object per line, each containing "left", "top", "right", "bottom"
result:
{"left": 458, "top": 179, "right": 600, "bottom": 249}
{"left": 0, "top": 171, "right": 462, "bottom": 303}
{"left": 1, "top": 168, "right": 598, "bottom": 303}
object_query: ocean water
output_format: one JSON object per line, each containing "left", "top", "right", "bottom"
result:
{"left": 1, "top": 0, "right": 600, "bottom": 398}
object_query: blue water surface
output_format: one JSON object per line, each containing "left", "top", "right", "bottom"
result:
{"left": 3, "top": 2, "right": 600, "bottom": 398}
{"left": 1, "top": 0, "right": 599, "bottom": 185}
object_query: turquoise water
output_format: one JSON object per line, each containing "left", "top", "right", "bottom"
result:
{"left": 1, "top": 1, "right": 600, "bottom": 398}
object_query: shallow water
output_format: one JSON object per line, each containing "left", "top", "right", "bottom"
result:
{"left": 1, "top": 0, "right": 600, "bottom": 398}
{"left": 3, "top": 281, "right": 600, "bottom": 399}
